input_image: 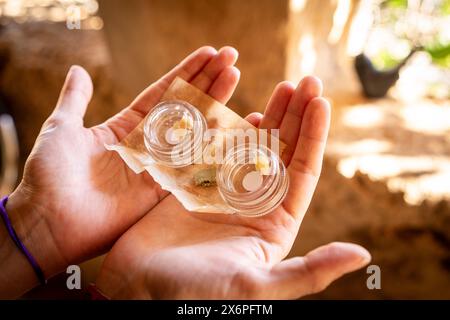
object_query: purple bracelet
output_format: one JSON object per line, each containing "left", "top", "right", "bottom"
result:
{"left": 0, "top": 195, "right": 46, "bottom": 286}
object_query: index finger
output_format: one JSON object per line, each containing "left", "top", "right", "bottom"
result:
{"left": 129, "top": 46, "right": 218, "bottom": 116}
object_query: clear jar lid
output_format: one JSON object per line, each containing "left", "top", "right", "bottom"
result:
{"left": 143, "top": 101, "right": 289, "bottom": 217}
{"left": 217, "top": 143, "right": 289, "bottom": 217}
{"left": 143, "top": 100, "right": 207, "bottom": 168}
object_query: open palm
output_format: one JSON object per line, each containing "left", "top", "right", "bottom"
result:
{"left": 9, "top": 47, "right": 241, "bottom": 277}
{"left": 95, "top": 73, "right": 371, "bottom": 299}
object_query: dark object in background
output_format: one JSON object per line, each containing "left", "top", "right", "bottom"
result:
{"left": 0, "top": 97, "right": 19, "bottom": 194}
{"left": 354, "top": 49, "right": 418, "bottom": 98}
{"left": 0, "top": 26, "right": 18, "bottom": 193}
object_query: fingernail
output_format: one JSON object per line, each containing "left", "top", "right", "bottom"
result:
{"left": 353, "top": 246, "right": 372, "bottom": 264}
{"left": 336, "top": 242, "right": 372, "bottom": 266}
{"left": 220, "top": 46, "right": 239, "bottom": 62}
{"left": 65, "top": 66, "right": 75, "bottom": 82}
{"left": 68, "top": 65, "right": 82, "bottom": 76}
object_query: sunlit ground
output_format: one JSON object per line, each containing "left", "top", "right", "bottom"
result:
{"left": 328, "top": 98, "right": 450, "bottom": 205}
{"left": 322, "top": 0, "right": 450, "bottom": 206}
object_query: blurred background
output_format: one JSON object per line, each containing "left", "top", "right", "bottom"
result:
{"left": 0, "top": 0, "right": 448, "bottom": 299}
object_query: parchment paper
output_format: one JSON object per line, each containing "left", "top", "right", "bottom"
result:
{"left": 106, "top": 77, "right": 285, "bottom": 213}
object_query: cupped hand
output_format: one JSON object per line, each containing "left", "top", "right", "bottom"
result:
{"left": 7, "top": 46, "right": 241, "bottom": 278}
{"left": 95, "top": 76, "right": 371, "bottom": 299}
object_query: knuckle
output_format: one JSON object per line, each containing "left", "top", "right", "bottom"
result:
{"left": 230, "top": 269, "right": 264, "bottom": 298}
{"left": 43, "top": 116, "right": 65, "bottom": 130}
{"left": 302, "top": 258, "right": 326, "bottom": 294}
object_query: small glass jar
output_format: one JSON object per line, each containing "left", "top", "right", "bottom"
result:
{"left": 217, "top": 143, "right": 289, "bottom": 217}
{"left": 143, "top": 100, "right": 207, "bottom": 168}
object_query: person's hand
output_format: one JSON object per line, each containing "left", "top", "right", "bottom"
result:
{"left": 95, "top": 77, "right": 371, "bottom": 299}
{"left": 3, "top": 46, "right": 241, "bottom": 296}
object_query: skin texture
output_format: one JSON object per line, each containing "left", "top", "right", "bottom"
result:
{"left": 95, "top": 49, "right": 371, "bottom": 299}
{"left": 0, "top": 46, "right": 370, "bottom": 299}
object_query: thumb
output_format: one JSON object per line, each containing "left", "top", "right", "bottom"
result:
{"left": 265, "top": 242, "right": 371, "bottom": 299}
{"left": 52, "top": 65, "right": 93, "bottom": 122}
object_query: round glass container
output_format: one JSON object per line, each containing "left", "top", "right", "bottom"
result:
{"left": 143, "top": 100, "right": 207, "bottom": 168}
{"left": 217, "top": 143, "right": 289, "bottom": 217}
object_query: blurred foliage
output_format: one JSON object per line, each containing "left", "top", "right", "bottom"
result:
{"left": 439, "top": 0, "right": 450, "bottom": 13}
{"left": 373, "top": 43, "right": 450, "bottom": 69}
{"left": 374, "top": 0, "right": 450, "bottom": 69}
{"left": 381, "top": 0, "right": 450, "bottom": 12}
{"left": 372, "top": 49, "right": 404, "bottom": 69}
{"left": 381, "top": 0, "right": 409, "bottom": 9}
{"left": 425, "top": 42, "right": 450, "bottom": 66}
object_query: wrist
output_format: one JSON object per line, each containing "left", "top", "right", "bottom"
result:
{"left": 7, "top": 185, "right": 68, "bottom": 276}
{"left": 95, "top": 252, "right": 152, "bottom": 299}
{"left": 96, "top": 267, "right": 149, "bottom": 300}
{"left": 0, "top": 184, "right": 67, "bottom": 297}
